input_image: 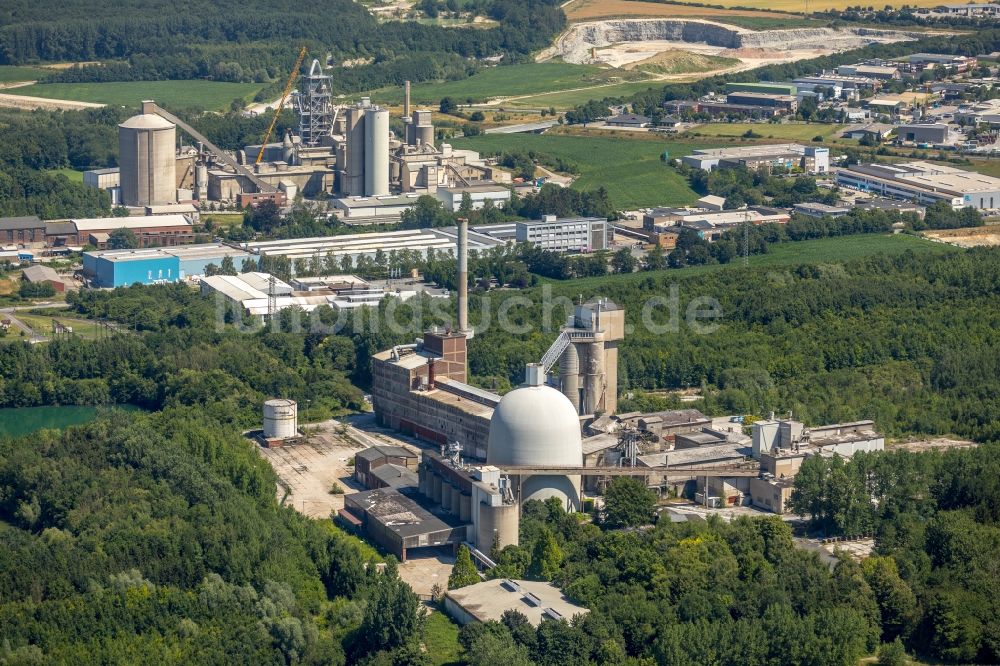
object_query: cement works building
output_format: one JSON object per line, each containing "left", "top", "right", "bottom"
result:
{"left": 835, "top": 161, "right": 1000, "bottom": 210}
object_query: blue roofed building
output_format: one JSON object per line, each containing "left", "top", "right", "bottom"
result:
{"left": 83, "top": 244, "right": 253, "bottom": 287}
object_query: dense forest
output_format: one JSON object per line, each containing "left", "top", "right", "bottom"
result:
{"left": 0, "top": 406, "right": 431, "bottom": 663}
{"left": 456, "top": 439, "right": 1000, "bottom": 666}
{"left": 0, "top": 0, "right": 565, "bottom": 94}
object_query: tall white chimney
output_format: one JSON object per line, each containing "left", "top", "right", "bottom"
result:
{"left": 458, "top": 217, "right": 471, "bottom": 338}
{"left": 404, "top": 80, "right": 411, "bottom": 119}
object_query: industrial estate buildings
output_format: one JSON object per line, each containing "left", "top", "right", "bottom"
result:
{"left": 836, "top": 161, "right": 1000, "bottom": 210}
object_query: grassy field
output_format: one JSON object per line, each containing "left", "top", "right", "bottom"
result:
{"left": 564, "top": 0, "right": 821, "bottom": 27}
{"left": 682, "top": 122, "right": 847, "bottom": 142}
{"left": 963, "top": 158, "right": 1000, "bottom": 179}
{"left": 46, "top": 168, "right": 84, "bottom": 183}
{"left": 503, "top": 80, "right": 664, "bottom": 110}
{"left": 0, "top": 65, "right": 51, "bottom": 83}
{"left": 365, "top": 62, "right": 645, "bottom": 106}
{"left": 452, "top": 132, "right": 713, "bottom": 209}
{"left": 5, "top": 80, "right": 266, "bottom": 111}
{"left": 423, "top": 612, "right": 462, "bottom": 666}
{"left": 543, "top": 234, "right": 955, "bottom": 290}
{"left": 16, "top": 313, "right": 104, "bottom": 341}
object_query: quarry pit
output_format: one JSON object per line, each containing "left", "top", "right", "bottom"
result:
{"left": 539, "top": 18, "right": 921, "bottom": 71}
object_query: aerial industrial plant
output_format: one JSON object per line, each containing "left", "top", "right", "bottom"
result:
{"left": 89, "top": 60, "right": 505, "bottom": 215}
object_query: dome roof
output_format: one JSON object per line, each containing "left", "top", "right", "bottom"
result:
{"left": 119, "top": 113, "right": 175, "bottom": 130}
{"left": 487, "top": 384, "right": 582, "bottom": 467}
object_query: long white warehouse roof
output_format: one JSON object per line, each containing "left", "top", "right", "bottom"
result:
{"left": 72, "top": 214, "right": 192, "bottom": 231}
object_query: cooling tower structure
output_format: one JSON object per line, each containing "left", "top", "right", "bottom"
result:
{"left": 118, "top": 111, "right": 177, "bottom": 207}
{"left": 364, "top": 107, "right": 390, "bottom": 196}
{"left": 263, "top": 398, "right": 298, "bottom": 439}
{"left": 557, "top": 300, "right": 625, "bottom": 416}
{"left": 296, "top": 59, "right": 333, "bottom": 147}
{"left": 487, "top": 364, "right": 582, "bottom": 511}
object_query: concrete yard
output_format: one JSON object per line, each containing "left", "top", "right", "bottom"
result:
{"left": 255, "top": 416, "right": 453, "bottom": 595}
{"left": 395, "top": 546, "right": 456, "bottom": 598}
{"left": 257, "top": 424, "right": 369, "bottom": 518}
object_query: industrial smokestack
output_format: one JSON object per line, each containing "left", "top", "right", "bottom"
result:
{"left": 457, "top": 217, "right": 471, "bottom": 338}
{"left": 404, "top": 80, "right": 411, "bottom": 119}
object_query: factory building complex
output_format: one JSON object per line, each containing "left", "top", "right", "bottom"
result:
{"left": 324, "top": 223, "right": 888, "bottom": 565}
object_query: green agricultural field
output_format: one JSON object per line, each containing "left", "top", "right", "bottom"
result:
{"left": 543, "top": 234, "right": 954, "bottom": 290}
{"left": 5, "top": 80, "right": 265, "bottom": 111}
{"left": 452, "top": 132, "right": 713, "bottom": 209}
{"left": 504, "top": 79, "right": 666, "bottom": 110}
{"left": 365, "top": 62, "right": 645, "bottom": 106}
{"left": 682, "top": 122, "right": 847, "bottom": 142}
{"left": 0, "top": 65, "right": 51, "bottom": 83}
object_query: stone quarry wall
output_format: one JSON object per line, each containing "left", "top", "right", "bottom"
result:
{"left": 546, "top": 19, "right": 918, "bottom": 64}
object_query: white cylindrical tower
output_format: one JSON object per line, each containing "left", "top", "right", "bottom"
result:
{"left": 119, "top": 112, "right": 177, "bottom": 207}
{"left": 559, "top": 344, "right": 580, "bottom": 414}
{"left": 414, "top": 110, "right": 434, "bottom": 148}
{"left": 263, "top": 399, "right": 298, "bottom": 439}
{"left": 345, "top": 106, "right": 366, "bottom": 196}
{"left": 364, "top": 107, "right": 390, "bottom": 196}
{"left": 195, "top": 164, "right": 208, "bottom": 200}
{"left": 584, "top": 341, "right": 605, "bottom": 415}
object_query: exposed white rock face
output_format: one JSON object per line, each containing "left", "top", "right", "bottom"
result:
{"left": 544, "top": 19, "right": 919, "bottom": 64}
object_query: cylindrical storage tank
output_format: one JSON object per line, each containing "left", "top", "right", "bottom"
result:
{"left": 559, "top": 344, "right": 580, "bottom": 414}
{"left": 476, "top": 503, "right": 519, "bottom": 551}
{"left": 432, "top": 474, "right": 443, "bottom": 505}
{"left": 450, "top": 486, "right": 461, "bottom": 515}
{"left": 459, "top": 494, "right": 471, "bottom": 522}
{"left": 263, "top": 399, "right": 298, "bottom": 439}
{"left": 441, "top": 483, "right": 452, "bottom": 513}
{"left": 364, "top": 107, "right": 390, "bottom": 196}
{"left": 195, "top": 164, "right": 208, "bottom": 200}
{"left": 416, "top": 124, "right": 434, "bottom": 149}
{"left": 404, "top": 120, "right": 416, "bottom": 146}
{"left": 119, "top": 113, "right": 177, "bottom": 207}
{"left": 584, "top": 342, "right": 605, "bottom": 415}
{"left": 345, "top": 106, "right": 366, "bottom": 196}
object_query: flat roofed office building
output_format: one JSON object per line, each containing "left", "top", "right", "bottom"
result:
{"left": 515, "top": 216, "right": 609, "bottom": 253}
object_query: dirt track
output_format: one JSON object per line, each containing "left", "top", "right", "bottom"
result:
{"left": 0, "top": 93, "right": 104, "bottom": 111}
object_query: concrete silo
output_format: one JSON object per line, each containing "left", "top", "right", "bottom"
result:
{"left": 263, "top": 398, "right": 298, "bottom": 439}
{"left": 413, "top": 110, "right": 435, "bottom": 147}
{"left": 118, "top": 111, "right": 177, "bottom": 207}
{"left": 364, "top": 107, "right": 390, "bottom": 196}
{"left": 344, "top": 106, "right": 366, "bottom": 196}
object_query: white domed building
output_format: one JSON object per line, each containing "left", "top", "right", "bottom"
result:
{"left": 487, "top": 364, "right": 583, "bottom": 511}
